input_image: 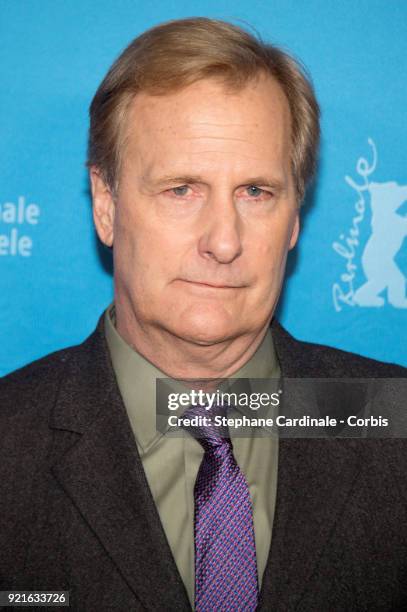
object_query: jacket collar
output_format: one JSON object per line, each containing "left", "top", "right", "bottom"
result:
{"left": 259, "top": 318, "right": 361, "bottom": 610}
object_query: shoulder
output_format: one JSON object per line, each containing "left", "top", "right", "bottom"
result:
{"left": 0, "top": 322, "right": 104, "bottom": 421}
{"left": 0, "top": 346, "right": 79, "bottom": 433}
{"left": 271, "top": 319, "right": 406, "bottom": 377}
{"left": 2, "top": 344, "right": 73, "bottom": 386}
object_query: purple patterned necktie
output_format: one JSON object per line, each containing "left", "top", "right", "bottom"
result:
{"left": 182, "top": 403, "right": 259, "bottom": 611}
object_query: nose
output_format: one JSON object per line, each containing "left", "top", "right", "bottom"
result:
{"left": 198, "top": 193, "right": 243, "bottom": 264}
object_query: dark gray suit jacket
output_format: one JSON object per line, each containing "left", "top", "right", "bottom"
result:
{"left": 1, "top": 316, "right": 407, "bottom": 611}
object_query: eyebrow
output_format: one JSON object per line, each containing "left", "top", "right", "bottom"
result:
{"left": 148, "top": 175, "right": 205, "bottom": 189}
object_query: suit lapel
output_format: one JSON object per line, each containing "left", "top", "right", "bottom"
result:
{"left": 258, "top": 438, "right": 360, "bottom": 610}
{"left": 49, "top": 323, "right": 191, "bottom": 611}
{"left": 257, "top": 321, "right": 362, "bottom": 610}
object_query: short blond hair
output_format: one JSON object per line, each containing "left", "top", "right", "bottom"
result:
{"left": 87, "top": 17, "right": 320, "bottom": 202}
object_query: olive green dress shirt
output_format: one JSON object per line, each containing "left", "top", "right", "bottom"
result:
{"left": 104, "top": 304, "right": 279, "bottom": 607}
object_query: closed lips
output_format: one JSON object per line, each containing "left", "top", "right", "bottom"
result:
{"left": 182, "top": 279, "right": 243, "bottom": 288}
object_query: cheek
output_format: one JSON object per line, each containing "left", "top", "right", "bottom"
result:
{"left": 243, "top": 220, "right": 295, "bottom": 312}
{"left": 251, "top": 229, "right": 290, "bottom": 279}
{"left": 114, "top": 214, "right": 187, "bottom": 294}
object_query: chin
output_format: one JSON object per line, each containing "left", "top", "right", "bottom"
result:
{"left": 170, "top": 304, "right": 241, "bottom": 345}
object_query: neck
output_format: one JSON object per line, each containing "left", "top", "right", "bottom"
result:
{"left": 114, "top": 301, "right": 272, "bottom": 380}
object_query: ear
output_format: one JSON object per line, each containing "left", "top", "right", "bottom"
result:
{"left": 288, "top": 211, "right": 300, "bottom": 250}
{"left": 89, "top": 167, "right": 115, "bottom": 247}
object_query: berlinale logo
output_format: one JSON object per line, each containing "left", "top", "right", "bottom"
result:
{"left": 0, "top": 196, "right": 41, "bottom": 257}
{"left": 332, "top": 139, "right": 407, "bottom": 311}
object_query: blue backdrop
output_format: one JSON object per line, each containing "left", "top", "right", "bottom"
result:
{"left": 1, "top": 0, "right": 406, "bottom": 376}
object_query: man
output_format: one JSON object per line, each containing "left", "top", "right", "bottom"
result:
{"left": 1, "top": 17, "right": 406, "bottom": 612}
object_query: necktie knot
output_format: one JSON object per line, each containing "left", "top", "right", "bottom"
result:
{"left": 180, "top": 402, "right": 231, "bottom": 453}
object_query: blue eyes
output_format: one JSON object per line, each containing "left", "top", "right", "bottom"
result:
{"left": 170, "top": 185, "right": 269, "bottom": 198}
{"left": 172, "top": 185, "right": 190, "bottom": 196}
{"left": 246, "top": 186, "right": 263, "bottom": 197}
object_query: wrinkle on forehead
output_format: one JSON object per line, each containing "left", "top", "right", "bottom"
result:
{"left": 158, "top": 119, "right": 263, "bottom": 138}
{"left": 187, "top": 121, "right": 258, "bottom": 127}
{"left": 182, "top": 135, "right": 251, "bottom": 143}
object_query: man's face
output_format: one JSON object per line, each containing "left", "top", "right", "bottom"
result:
{"left": 92, "top": 74, "right": 299, "bottom": 346}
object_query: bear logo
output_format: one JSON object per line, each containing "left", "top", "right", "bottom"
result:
{"left": 353, "top": 181, "right": 407, "bottom": 308}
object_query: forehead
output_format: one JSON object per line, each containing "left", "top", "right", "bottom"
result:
{"left": 122, "top": 74, "right": 292, "bottom": 176}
